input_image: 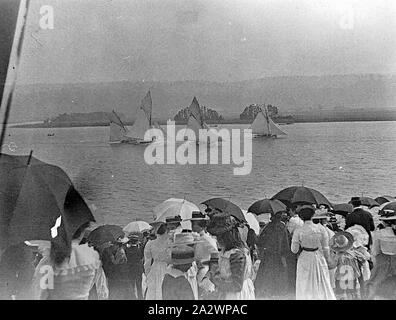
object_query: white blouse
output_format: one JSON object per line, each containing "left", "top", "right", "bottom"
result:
{"left": 371, "top": 227, "right": 396, "bottom": 258}
{"left": 291, "top": 221, "right": 329, "bottom": 255}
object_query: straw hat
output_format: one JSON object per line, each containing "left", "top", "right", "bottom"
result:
{"left": 330, "top": 231, "right": 354, "bottom": 252}
{"left": 311, "top": 210, "right": 330, "bottom": 221}
{"left": 256, "top": 213, "right": 271, "bottom": 225}
{"left": 169, "top": 245, "right": 196, "bottom": 265}
{"left": 168, "top": 230, "right": 203, "bottom": 247}
{"left": 209, "top": 251, "right": 219, "bottom": 263}
{"left": 346, "top": 225, "right": 369, "bottom": 248}
{"left": 189, "top": 211, "right": 210, "bottom": 221}
{"left": 165, "top": 216, "right": 182, "bottom": 224}
{"left": 379, "top": 210, "right": 396, "bottom": 221}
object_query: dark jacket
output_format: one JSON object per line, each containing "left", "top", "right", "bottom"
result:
{"left": 255, "top": 220, "right": 291, "bottom": 298}
{"left": 345, "top": 208, "right": 375, "bottom": 246}
{"left": 162, "top": 273, "right": 195, "bottom": 300}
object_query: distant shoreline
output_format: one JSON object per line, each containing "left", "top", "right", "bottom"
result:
{"left": 9, "top": 117, "right": 396, "bottom": 128}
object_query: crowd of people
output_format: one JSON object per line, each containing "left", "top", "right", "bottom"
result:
{"left": 0, "top": 196, "right": 396, "bottom": 300}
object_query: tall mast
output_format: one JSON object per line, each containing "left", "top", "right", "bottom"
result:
{"left": 263, "top": 105, "right": 271, "bottom": 136}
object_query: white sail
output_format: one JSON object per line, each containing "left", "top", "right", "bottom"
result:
{"left": 184, "top": 97, "right": 223, "bottom": 144}
{"left": 187, "top": 113, "right": 203, "bottom": 139}
{"left": 186, "top": 97, "right": 205, "bottom": 141}
{"left": 110, "top": 122, "right": 126, "bottom": 143}
{"left": 126, "top": 108, "right": 151, "bottom": 140}
{"left": 251, "top": 108, "right": 287, "bottom": 137}
{"left": 269, "top": 117, "right": 287, "bottom": 136}
{"left": 125, "top": 91, "right": 153, "bottom": 141}
{"left": 140, "top": 91, "right": 152, "bottom": 124}
{"left": 251, "top": 111, "right": 271, "bottom": 135}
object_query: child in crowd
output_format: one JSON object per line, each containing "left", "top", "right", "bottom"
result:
{"left": 161, "top": 232, "right": 200, "bottom": 300}
{"left": 329, "top": 231, "right": 370, "bottom": 300}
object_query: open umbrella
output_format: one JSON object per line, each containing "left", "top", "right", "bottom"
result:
{"left": 123, "top": 221, "right": 152, "bottom": 234}
{"left": 349, "top": 197, "right": 379, "bottom": 208}
{"left": 201, "top": 198, "right": 246, "bottom": 222}
{"left": 375, "top": 196, "right": 395, "bottom": 206}
{"left": 87, "top": 225, "right": 124, "bottom": 248}
{"left": 331, "top": 203, "right": 353, "bottom": 217}
{"left": 153, "top": 198, "right": 199, "bottom": 223}
{"left": 242, "top": 210, "right": 260, "bottom": 235}
{"left": 381, "top": 201, "right": 396, "bottom": 213}
{"left": 0, "top": 153, "right": 95, "bottom": 251}
{"left": 271, "top": 186, "right": 332, "bottom": 208}
{"left": 247, "top": 199, "right": 287, "bottom": 215}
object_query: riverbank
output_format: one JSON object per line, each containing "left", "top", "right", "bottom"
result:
{"left": 10, "top": 117, "right": 396, "bottom": 128}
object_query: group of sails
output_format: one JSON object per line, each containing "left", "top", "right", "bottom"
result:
{"left": 109, "top": 91, "right": 286, "bottom": 145}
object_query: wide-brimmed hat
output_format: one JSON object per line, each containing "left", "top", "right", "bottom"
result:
{"left": 189, "top": 211, "right": 210, "bottom": 221}
{"left": 203, "top": 251, "right": 220, "bottom": 265}
{"left": 256, "top": 213, "right": 271, "bottom": 225}
{"left": 168, "top": 230, "right": 203, "bottom": 247}
{"left": 117, "top": 235, "right": 129, "bottom": 244}
{"left": 311, "top": 210, "right": 330, "bottom": 221}
{"left": 346, "top": 225, "right": 369, "bottom": 248}
{"left": 329, "top": 214, "right": 337, "bottom": 224}
{"left": 127, "top": 231, "right": 142, "bottom": 242}
{"left": 165, "top": 216, "right": 182, "bottom": 224}
{"left": 206, "top": 214, "right": 238, "bottom": 236}
{"left": 170, "top": 245, "right": 195, "bottom": 265}
{"left": 379, "top": 210, "right": 396, "bottom": 221}
{"left": 330, "top": 231, "right": 354, "bottom": 252}
{"left": 209, "top": 251, "right": 219, "bottom": 263}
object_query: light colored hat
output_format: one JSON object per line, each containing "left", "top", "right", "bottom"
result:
{"left": 165, "top": 216, "right": 182, "bottom": 224}
{"left": 346, "top": 225, "right": 369, "bottom": 248}
{"left": 330, "top": 231, "right": 354, "bottom": 252}
{"left": 168, "top": 230, "right": 203, "bottom": 247}
{"left": 170, "top": 245, "right": 195, "bottom": 265}
{"left": 256, "top": 213, "right": 271, "bottom": 225}
{"left": 379, "top": 210, "right": 396, "bottom": 221}
{"left": 117, "top": 236, "right": 129, "bottom": 244}
{"left": 188, "top": 211, "right": 210, "bottom": 221}
{"left": 206, "top": 251, "right": 219, "bottom": 264}
{"left": 311, "top": 210, "right": 330, "bottom": 221}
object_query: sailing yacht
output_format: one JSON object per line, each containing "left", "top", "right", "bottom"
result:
{"left": 185, "top": 97, "right": 222, "bottom": 144}
{"left": 250, "top": 106, "right": 287, "bottom": 138}
{"left": 109, "top": 91, "right": 154, "bottom": 144}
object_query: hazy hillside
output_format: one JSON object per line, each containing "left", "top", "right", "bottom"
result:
{"left": 10, "top": 73, "right": 396, "bottom": 123}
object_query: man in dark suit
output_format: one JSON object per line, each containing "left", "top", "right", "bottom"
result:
{"left": 345, "top": 197, "right": 375, "bottom": 248}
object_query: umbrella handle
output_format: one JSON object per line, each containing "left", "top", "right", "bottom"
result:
{"left": 27, "top": 150, "right": 33, "bottom": 165}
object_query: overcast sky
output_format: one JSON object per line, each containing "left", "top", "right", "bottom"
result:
{"left": 17, "top": 0, "right": 396, "bottom": 84}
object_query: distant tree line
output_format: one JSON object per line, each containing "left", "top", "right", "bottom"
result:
{"left": 44, "top": 112, "right": 126, "bottom": 124}
{"left": 174, "top": 106, "right": 224, "bottom": 122}
{"left": 239, "top": 104, "right": 278, "bottom": 120}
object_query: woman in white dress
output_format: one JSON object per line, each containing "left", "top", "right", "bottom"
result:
{"left": 312, "top": 210, "right": 336, "bottom": 288}
{"left": 366, "top": 210, "right": 396, "bottom": 299}
{"left": 291, "top": 205, "right": 336, "bottom": 300}
{"left": 207, "top": 214, "right": 255, "bottom": 300}
{"left": 31, "top": 222, "right": 108, "bottom": 300}
{"left": 144, "top": 223, "right": 171, "bottom": 300}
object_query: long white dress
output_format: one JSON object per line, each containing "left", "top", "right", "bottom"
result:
{"left": 144, "top": 233, "right": 171, "bottom": 300}
{"left": 291, "top": 221, "right": 336, "bottom": 300}
{"left": 317, "top": 223, "right": 336, "bottom": 288}
{"left": 218, "top": 247, "right": 255, "bottom": 300}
